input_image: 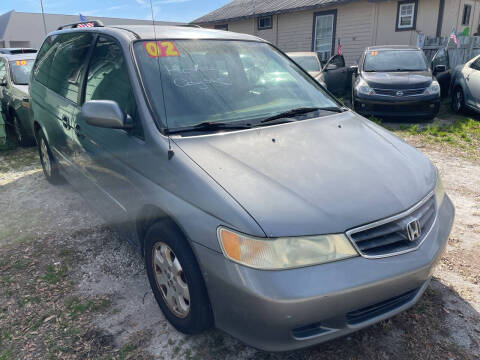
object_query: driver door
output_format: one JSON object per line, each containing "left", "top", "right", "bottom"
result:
{"left": 431, "top": 47, "right": 451, "bottom": 97}
{"left": 322, "top": 54, "right": 348, "bottom": 95}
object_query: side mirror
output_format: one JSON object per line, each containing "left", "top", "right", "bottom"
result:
{"left": 81, "top": 100, "right": 132, "bottom": 129}
{"left": 0, "top": 76, "right": 7, "bottom": 87}
{"left": 325, "top": 63, "right": 337, "bottom": 71}
{"left": 433, "top": 64, "right": 447, "bottom": 74}
{"left": 349, "top": 65, "right": 359, "bottom": 75}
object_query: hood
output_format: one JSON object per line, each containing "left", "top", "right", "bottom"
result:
{"left": 174, "top": 112, "right": 435, "bottom": 237}
{"left": 362, "top": 71, "right": 432, "bottom": 89}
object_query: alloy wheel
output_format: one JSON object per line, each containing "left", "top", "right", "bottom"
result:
{"left": 40, "top": 138, "right": 52, "bottom": 177}
{"left": 152, "top": 242, "right": 190, "bottom": 318}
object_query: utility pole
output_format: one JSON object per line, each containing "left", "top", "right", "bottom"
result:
{"left": 40, "top": 0, "right": 48, "bottom": 36}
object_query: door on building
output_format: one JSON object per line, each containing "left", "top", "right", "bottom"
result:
{"left": 313, "top": 10, "right": 336, "bottom": 63}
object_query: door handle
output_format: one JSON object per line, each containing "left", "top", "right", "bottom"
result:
{"left": 75, "top": 124, "right": 85, "bottom": 139}
{"left": 61, "top": 116, "right": 70, "bottom": 129}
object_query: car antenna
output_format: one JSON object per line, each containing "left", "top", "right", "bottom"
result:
{"left": 148, "top": 0, "right": 174, "bottom": 160}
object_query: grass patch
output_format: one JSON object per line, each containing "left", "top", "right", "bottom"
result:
{"left": 389, "top": 117, "right": 480, "bottom": 159}
{"left": 43, "top": 264, "right": 67, "bottom": 284}
{"left": 65, "top": 296, "right": 111, "bottom": 319}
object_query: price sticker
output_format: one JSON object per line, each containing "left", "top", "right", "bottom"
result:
{"left": 16, "top": 60, "right": 28, "bottom": 66}
{"left": 144, "top": 41, "right": 180, "bottom": 58}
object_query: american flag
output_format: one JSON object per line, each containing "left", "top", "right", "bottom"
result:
{"left": 337, "top": 38, "right": 342, "bottom": 55}
{"left": 450, "top": 26, "right": 458, "bottom": 46}
{"left": 77, "top": 22, "right": 95, "bottom": 28}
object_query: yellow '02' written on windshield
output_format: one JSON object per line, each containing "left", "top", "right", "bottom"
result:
{"left": 144, "top": 41, "right": 180, "bottom": 58}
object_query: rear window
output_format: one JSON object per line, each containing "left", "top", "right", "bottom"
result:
{"left": 364, "top": 50, "right": 427, "bottom": 72}
{"left": 9, "top": 59, "right": 35, "bottom": 85}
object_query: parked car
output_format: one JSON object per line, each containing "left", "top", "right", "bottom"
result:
{"left": 31, "top": 23, "right": 454, "bottom": 352}
{"left": 287, "top": 52, "right": 349, "bottom": 95}
{"left": 0, "top": 52, "right": 36, "bottom": 145}
{"left": 0, "top": 48, "right": 37, "bottom": 54}
{"left": 450, "top": 53, "right": 480, "bottom": 114}
{"left": 351, "top": 45, "right": 449, "bottom": 119}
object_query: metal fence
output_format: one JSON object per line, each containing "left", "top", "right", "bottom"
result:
{"left": 422, "top": 35, "right": 480, "bottom": 68}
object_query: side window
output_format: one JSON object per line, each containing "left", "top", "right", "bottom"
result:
{"left": 85, "top": 36, "right": 142, "bottom": 137}
{"left": 48, "top": 33, "right": 93, "bottom": 103}
{"left": 330, "top": 55, "right": 345, "bottom": 68}
{"left": 470, "top": 58, "right": 480, "bottom": 70}
{"left": 33, "top": 35, "right": 57, "bottom": 87}
{"left": 432, "top": 48, "right": 449, "bottom": 70}
{"left": 0, "top": 61, "right": 6, "bottom": 80}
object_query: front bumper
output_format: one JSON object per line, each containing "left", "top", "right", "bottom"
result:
{"left": 354, "top": 94, "right": 440, "bottom": 118}
{"left": 194, "top": 195, "right": 454, "bottom": 352}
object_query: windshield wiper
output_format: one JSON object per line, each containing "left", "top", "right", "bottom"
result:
{"left": 166, "top": 121, "right": 252, "bottom": 135}
{"left": 260, "top": 106, "right": 345, "bottom": 124}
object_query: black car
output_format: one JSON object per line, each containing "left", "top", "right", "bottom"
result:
{"left": 351, "top": 45, "right": 448, "bottom": 119}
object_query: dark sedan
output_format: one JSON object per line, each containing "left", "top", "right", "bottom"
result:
{"left": 351, "top": 45, "right": 445, "bottom": 120}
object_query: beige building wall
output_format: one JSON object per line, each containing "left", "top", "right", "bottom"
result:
{"left": 200, "top": 0, "right": 480, "bottom": 65}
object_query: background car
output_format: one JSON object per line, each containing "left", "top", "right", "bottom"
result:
{"left": 0, "top": 48, "right": 37, "bottom": 54}
{"left": 450, "top": 53, "right": 480, "bottom": 114}
{"left": 287, "top": 52, "right": 349, "bottom": 96}
{"left": 351, "top": 45, "right": 447, "bottom": 120}
{"left": 0, "top": 52, "right": 37, "bottom": 145}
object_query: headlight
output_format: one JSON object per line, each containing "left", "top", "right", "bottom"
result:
{"left": 435, "top": 173, "right": 445, "bottom": 209}
{"left": 424, "top": 80, "right": 441, "bottom": 96}
{"left": 217, "top": 227, "right": 358, "bottom": 270}
{"left": 356, "top": 78, "right": 375, "bottom": 95}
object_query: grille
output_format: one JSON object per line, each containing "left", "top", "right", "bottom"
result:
{"left": 346, "top": 287, "right": 420, "bottom": 325}
{"left": 373, "top": 88, "right": 426, "bottom": 96}
{"left": 347, "top": 195, "right": 436, "bottom": 257}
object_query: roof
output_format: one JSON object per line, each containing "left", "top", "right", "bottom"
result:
{"left": 53, "top": 24, "right": 264, "bottom": 42}
{"left": 0, "top": 52, "right": 37, "bottom": 61}
{"left": 192, "top": 0, "right": 353, "bottom": 24}
{"left": 366, "top": 45, "right": 421, "bottom": 51}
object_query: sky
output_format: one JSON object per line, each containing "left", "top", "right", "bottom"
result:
{"left": 0, "top": 0, "right": 230, "bottom": 23}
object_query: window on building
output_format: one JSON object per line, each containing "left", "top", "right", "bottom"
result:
{"left": 396, "top": 1, "right": 417, "bottom": 31}
{"left": 462, "top": 4, "right": 472, "bottom": 25}
{"left": 214, "top": 24, "right": 228, "bottom": 31}
{"left": 258, "top": 16, "right": 273, "bottom": 30}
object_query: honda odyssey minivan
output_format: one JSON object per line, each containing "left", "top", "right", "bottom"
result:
{"left": 29, "top": 22, "right": 454, "bottom": 352}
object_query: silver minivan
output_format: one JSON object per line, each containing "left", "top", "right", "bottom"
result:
{"left": 30, "top": 23, "right": 454, "bottom": 352}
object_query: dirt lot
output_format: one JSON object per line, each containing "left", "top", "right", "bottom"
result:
{"left": 0, "top": 114, "right": 479, "bottom": 359}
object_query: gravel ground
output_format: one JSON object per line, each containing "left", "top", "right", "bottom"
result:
{"left": 0, "top": 131, "right": 479, "bottom": 359}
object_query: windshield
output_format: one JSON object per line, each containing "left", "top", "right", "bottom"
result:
{"left": 363, "top": 50, "right": 427, "bottom": 72}
{"left": 134, "top": 40, "right": 338, "bottom": 129}
{"left": 9, "top": 59, "right": 35, "bottom": 85}
{"left": 291, "top": 55, "right": 321, "bottom": 72}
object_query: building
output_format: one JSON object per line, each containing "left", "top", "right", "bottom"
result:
{"left": 0, "top": 10, "right": 181, "bottom": 49}
{"left": 192, "top": 0, "right": 480, "bottom": 65}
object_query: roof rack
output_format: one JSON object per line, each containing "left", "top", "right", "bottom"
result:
{"left": 57, "top": 20, "right": 104, "bottom": 30}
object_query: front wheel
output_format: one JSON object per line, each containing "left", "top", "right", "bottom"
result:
{"left": 145, "top": 221, "right": 213, "bottom": 334}
{"left": 452, "top": 87, "right": 465, "bottom": 114}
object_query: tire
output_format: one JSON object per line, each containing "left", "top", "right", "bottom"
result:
{"left": 145, "top": 221, "right": 213, "bottom": 334}
{"left": 13, "top": 114, "right": 33, "bottom": 147}
{"left": 37, "top": 129, "right": 62, "bottom": 185}
{"left": 452, "top": 87, "right": 465, "bottom": 114}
